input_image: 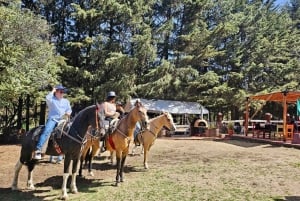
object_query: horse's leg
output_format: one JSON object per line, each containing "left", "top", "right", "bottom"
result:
{"left": 119, "top": 151, "right": 128, "bottom": 182}
{"left": 143, "top": 143, "right": 149, "bottom": 169}
{"left": 78, "top": 156, "right": 84, "bottom": 177}
{"left": 88, "top": 144, "right": 99, "bottom": 177}
{"left": 70, "top": 158, "right": 79, "bottom": 194}
{"left": 79, "top": 146, "right": 89, "bottom": 177}
{"left": 110, "top": 151, "right": 115, "bottom": 165}
{"left": 26, "top": 168, "right": 35, "bottom": 190}
{"left": 115, "top": 150, "right": 122, "bottom": 186}
{"left": 11, "top": 160, "right": 23, "bottom": 190}
{"left": 131, "top": 144, "right": 137, "bottom": 155}
{"left": 87, "top": 148, "right": 93, "bottom": 176}
{"left": 61, "top": 157, "right": 71, "bottom": 200}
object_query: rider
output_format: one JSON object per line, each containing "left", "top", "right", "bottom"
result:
{"left": 34, "top": 84, "right": 72, "bottom": 160}
{"left": 101, "top": 91, "right": 120, "bottom": 152}
{"left": 103, "top": 91, "right": 120, "bottom": 123}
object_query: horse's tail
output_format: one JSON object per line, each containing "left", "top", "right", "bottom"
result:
{"left": 19, "top": 127, "right": 39, "bottom": 167}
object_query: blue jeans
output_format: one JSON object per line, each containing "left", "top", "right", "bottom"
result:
{"left": 134, "top": 122, "right": 141, "bottom": 139}
{"left": 36, "top": 118, "right": 57, "bottom": 151}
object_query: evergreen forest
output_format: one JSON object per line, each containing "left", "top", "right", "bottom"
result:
{"left": 0, "top": 0, "right": 299, "bottom": 137}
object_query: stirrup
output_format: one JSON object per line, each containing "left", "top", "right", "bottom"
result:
{"left": 34, "top": 150, "right": 42, "bottom": 160}
{"left": 101, "top": 146, "right": 106, "bottom": 153}
{"left": 134, "top": 140, "right": 141, "bottom": 146}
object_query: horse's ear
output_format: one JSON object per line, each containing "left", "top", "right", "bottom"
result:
{"left": 96, "top": 102, "right": 102, "bottom": 110}
{"left": 135, "top": 99, "right": 141, "bottom": 107}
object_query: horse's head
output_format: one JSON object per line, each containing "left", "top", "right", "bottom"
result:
{"left": 162, "top": 112, "right": 176, "bottom": 131}
{"left": 133, "top": 100, "right": 150, "bottom": 130}
{"left": 95, "top": 103, "right": 106, "bottom": 137}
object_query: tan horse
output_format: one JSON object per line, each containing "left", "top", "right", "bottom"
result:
{"left": 132, "top": 112, "right": 176, "bottom": 169}
{"left": 105, "top": 99, "right": 149, "bottom": 186}
{"left": 78, "top": 126, "right": 102, "bottom": 177}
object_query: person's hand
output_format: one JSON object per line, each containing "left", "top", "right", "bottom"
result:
{"left": 52, "top": 87, "right": 56, "bottom": 93}
{"left": 62, "top": 113, "right": 71, "bottom": 121}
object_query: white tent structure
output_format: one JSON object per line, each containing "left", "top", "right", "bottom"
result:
{"left": 125, "top": 98, "right": 209, "bottom": 135}
{"left": 125, "top": 98, "right": 209, "bottom": 118}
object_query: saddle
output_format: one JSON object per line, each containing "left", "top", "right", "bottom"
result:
{"left": 32, "top": 120, "right": 71, "bottom": 155}
{"left": 102, "top": 118, "right": 119, "bottom": 139}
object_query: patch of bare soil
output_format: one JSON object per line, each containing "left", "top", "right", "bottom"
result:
{"left": 1, "top": 138, "right": 300, "bottom": 201}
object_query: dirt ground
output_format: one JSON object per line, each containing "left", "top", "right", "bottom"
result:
{"left": 1, "top": 137, "right": 300, "bottom": 200}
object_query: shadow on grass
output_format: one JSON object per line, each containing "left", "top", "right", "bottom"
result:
{"left": 213, "top": 139, "right": 265, "bottom": 148}
{"left": 0, "top": 175, "right": 116, "bottom": 201}
{"left": 0, "top": 187, "right": 44, "bottom": 201}
{"left": 274, "top": 196, "right": 300, "bottom": 201}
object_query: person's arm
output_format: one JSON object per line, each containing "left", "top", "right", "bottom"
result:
{"left": 45, "top": 87, "right": 56, "bottom": 104}
{"left": 65, "top": 99, "right": 72, "bottom": 116}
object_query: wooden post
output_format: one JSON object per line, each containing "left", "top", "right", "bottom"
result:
{"left": 17, "top": 96, "right": 23, "bottom": 129}
{"left": 245, "top": 97, "right": 249, "bottom": 136}
{"left": 283, "top": 91, "right": 287, "bottom": 141}
{"left": 25, "top": 94, "right": 30, "bottom": 131}
{"left": 39, "top": 101, "right": 46, "bottom": 125}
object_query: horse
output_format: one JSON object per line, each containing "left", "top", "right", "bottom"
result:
{"left": 131, "top": 112, "right": 176, "bottom": 169}
{"left": 11, "top": 104, "right": 104, "bottom": 200}
{"left": 78, "top": 126, "right": 101, "bottom": 177}
{"left": 105, "top": 99, "right": 149, "bottom": 186}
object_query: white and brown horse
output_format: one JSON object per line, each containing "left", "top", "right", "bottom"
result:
{"left": 105, "top": 99, "right": 149, "bottom": 186}
{"left": 132, "top": 112, "right": 176, "bottom": 169}
{"left": 11, "top": 104, "right": 104, "bottom": 200}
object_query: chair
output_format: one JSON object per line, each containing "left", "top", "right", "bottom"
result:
{"left": 285, "top": 124, "right": 294, "bottom": 140}
{"left": 263, "top": 123, "right": 272, "bottom": 139}
{"left": 274, "top": 124, "right": 284, "bottom": 140}
{"left": 253, "top": 123, "right": 265, "bottom": 138}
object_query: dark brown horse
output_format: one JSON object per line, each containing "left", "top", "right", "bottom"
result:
{"left": 11, "top": 104, "right": 104, "bottom": 200}
{"left": 132, "top": 112, "right": 176, "bottom": 169}
{"left": 106, "top": 100, "right": 149, "bottom": 186}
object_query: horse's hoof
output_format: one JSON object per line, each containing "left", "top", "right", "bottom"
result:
{"left": 115, "top": 182, "right": 119, "bottom": 187}
{"left": 61, "top": 195, "right": 69, "bottom": 200}
{"left": 88, "top": 172, "right": 94, "bottom": 177}
{"left": 11, "top": 185, "right": 19, "bottom": 191}
{"left": 71, "top": 189, "right": 78, "bottom": 194}
{"left": 27, "top": 185, "right": 35, "bottom": 190}
{"left": 120, "top": 178, "right": 125, "bottom": 182}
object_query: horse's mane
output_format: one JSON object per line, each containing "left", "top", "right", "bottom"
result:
{"left": 72, "top": 105, "right": 96, "bottom": 120}
{"left": 150, "top": 112, "right": 171, "bottom": 123}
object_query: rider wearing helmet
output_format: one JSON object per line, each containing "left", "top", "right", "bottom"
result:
{"left": 103, "top": 91, "right": 120, "bottom": 120}
{"left": 101, "top": 91, "right": 120, "bottom": 152}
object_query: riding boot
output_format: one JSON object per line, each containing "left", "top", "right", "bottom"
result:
{"left": 134, "top": 137, "right": 140, "bottom": 146}
{"left": 101, "top": 137, "right": 106, "bottom": 152}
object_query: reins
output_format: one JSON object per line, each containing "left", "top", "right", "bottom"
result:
{"left": 62, "top": 127, "right": 87, "bottom": 145}
{"left": 148, "top": 121, "right": 160, "bottom": 137}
